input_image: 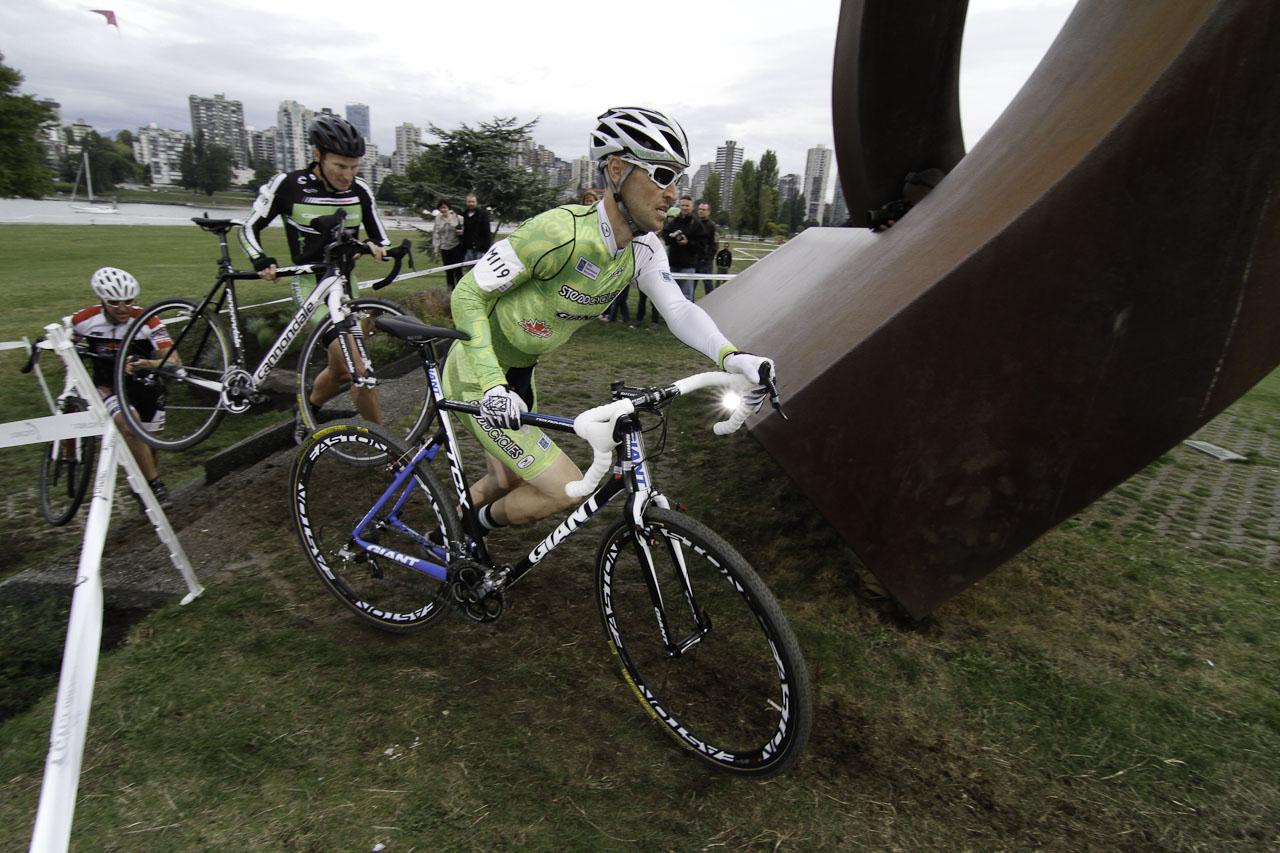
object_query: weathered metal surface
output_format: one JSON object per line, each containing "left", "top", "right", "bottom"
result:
{"left": 832, "top": 0, "right": 968, "bottom": 223}
{"left": 706, "top": 0, "right": 1280, "bottom": 617}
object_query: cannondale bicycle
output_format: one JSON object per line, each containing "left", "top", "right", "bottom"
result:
{"left": 112, "top": 212, "right": 425, "bottom": 457}
{"left": 288, "top": 315, "right": 812, "bottom": 777}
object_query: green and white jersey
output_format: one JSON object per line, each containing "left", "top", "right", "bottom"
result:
{"left": 451, "top": 203, "right": 737, "bottom": 392}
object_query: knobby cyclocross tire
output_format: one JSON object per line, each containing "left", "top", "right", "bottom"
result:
{"left": 295, "top": 298, "right": 434, "bottom": 461}
{"left": 114, "top": 298, "right": 230, "bottom": 451}
{"left": 38, "top": 398, "right": 97, "bottom": 526}
{"left": 290, "top": 420, "right": 461, "bottom": 633}
{"left": 595, "top": 507, "right": 813, "bottom": 777}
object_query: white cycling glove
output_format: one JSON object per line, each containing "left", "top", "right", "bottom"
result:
{"left": 723, "top": 351, "right": 774, "bottom": 419}
{"left": 723, "top": 351, "right": 774, "bottom": 385}
{"left": 479, "top": 385, "right": 528, "bottom": 431}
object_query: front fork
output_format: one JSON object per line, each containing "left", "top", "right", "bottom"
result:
{"left": 326, "top": 279, "right": 377, "bottom": 390}
{"left": 623, "top": 429, "right": 708, "bottom": 658}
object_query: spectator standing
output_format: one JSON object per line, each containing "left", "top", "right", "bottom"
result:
{"left": 662, "top": 195, "right": 702, "bottom": 301}
{"left": 715, "top": 242, "right": 733, "bottom": 277}
{"left": 692, "top": 201, "right": 718, "bottom": 295}
{"left": 432, "top": 199, "right": 464, "bottom": 290}
{"left": 460, "top": 193, "right": 493, "bottom": 263}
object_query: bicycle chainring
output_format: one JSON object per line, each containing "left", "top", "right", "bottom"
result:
{"left": 450, "top": 559, "right": 506, "bottom": 623}
{"left": 221, "top": 368, "right": 255, "bottom": 413}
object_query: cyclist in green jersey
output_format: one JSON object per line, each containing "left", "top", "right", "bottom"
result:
{"left": 443, "top": 106, "right": 775, "bottom": 534}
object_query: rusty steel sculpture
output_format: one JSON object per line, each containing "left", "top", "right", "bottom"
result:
{"left": 705, "top": 0, "right": 1280, "bottom": 617}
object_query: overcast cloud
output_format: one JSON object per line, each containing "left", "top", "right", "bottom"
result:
{"left": 1, "top": 0, "right": 1073, "bottom": 190}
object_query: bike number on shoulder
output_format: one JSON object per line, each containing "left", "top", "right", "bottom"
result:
{"left": 473, "top": 240, "right": 525, "bottom": 293}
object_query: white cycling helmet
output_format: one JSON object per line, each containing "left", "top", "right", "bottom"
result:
{"left": 589, "top": 106, "right": 690, "bottom": 169}
{"left": 90, "top": 267, "right": 140, "bottom": 302}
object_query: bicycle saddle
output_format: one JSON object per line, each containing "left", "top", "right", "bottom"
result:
{"left": 374, "top": 315, "right": 471, "bottom": 345}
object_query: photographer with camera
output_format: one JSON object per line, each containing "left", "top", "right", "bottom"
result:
{"left": 662, "top": 195, "right": 704, "bottom": 301}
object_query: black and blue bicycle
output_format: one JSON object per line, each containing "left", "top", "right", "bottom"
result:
{"left": 288, "top": 315, "right": 812, "bottom": 777}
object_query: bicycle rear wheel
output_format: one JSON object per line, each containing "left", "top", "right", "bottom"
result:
{"left": 38, "top": 420, "right": 96, "bottom": 526}
{"left": 289, "top": 421, "right": 461, "bottom": 633}
{"left": 296, "top": 298, "right": 434, "bottom": 460}
{"left": 595, "top": 507, "right": 812, "bottom": 777}
{"left": 114, "top": 298, "right": 229, "bottom": 451}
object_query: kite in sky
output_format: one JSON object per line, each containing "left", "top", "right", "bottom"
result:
{"left": 90, "top": 9, "right": 119, "bottom": 28}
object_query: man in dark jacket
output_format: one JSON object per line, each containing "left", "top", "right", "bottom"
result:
{"left": 692, "top": 201, "right": 718, "bottom": 295}
{"left": 662, "top": 195, "right": 703, "bottom": 300}
{"left": 461, "top": 193, "right": 493, "bottom": 263}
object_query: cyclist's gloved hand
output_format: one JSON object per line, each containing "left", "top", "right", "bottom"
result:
{"left": 479, "top": 385, "right": 528, "bottom": 432}
{"left": 724, "top": 351, "right": 773, "bottom": 385}
{"left": 723, "top": 351, "right": 774, "bottom": 415}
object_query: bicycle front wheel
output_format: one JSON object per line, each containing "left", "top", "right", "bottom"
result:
{"left": 115, "top": 298, "right": 230, "bottom": 451}
{"left": 290, "top": 421, "right": 461, "bottom": 633}
{"left": 38, "top": 432, "right": 96, "bottom": 526}
{"left": 296, "top": 298, "right": 434, "bottom": 457}
{"left": 596, "top": 507, "right": 813, "bottom": 777}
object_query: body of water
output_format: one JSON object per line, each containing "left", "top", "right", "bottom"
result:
{"left": 0, "top": 198, "right": 431, "bottom": 231}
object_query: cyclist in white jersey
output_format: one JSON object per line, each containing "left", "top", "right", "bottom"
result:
{"left": 68, "top": 268, "right": 177, "bottom": 507}
{"left": 444, "top": 107, "right": 775, "bottom": 535}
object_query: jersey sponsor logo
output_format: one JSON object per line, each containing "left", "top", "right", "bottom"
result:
{"left": 303, "top": 187, "right": 318, "bottom": 194}
{"left": 555, "top": 311, "right": 598, "bottom": 321}
{"left": 296, "top": 175, "right": 308, "bottom": 185}
{"left": 519, "top": 319, "right": 552, "bottom": 338}
{"left": 537, "top": 434, "right": 552, "bottom": 451}
{"left": 660, "top": 271, "right": 674, "bottom": 282}
{"left": 575, "top": 257, "right": 600, "bottom": 280}
{"left": 517, "top": 454, "right": 535, "bottom": 470}
{"left": 558, "top": 284, "right": 620, "bottom": 306}
{"left": 600, "top": 219, "right": 613, "bottom": 240}
{"left": 473, "top": 240, "right": 524, "bottom": 292}
{"left": 482, "top": 425, "right": 525, "bottom": 460}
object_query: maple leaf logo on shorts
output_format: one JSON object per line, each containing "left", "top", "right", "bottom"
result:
{"left": 519, "top": 319, "right": 552, "bottom": 338}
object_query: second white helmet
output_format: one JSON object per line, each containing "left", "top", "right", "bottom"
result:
{"left": 90, "top": 267, "right": 140, "bottom": 302}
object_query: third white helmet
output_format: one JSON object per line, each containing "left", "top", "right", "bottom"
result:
{"left": 90, "top": 267, "right": 140, "bottom": 302}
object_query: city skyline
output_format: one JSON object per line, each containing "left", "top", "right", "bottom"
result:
{"left": 2, "top": 0, "right": 1075, "bottom": 186}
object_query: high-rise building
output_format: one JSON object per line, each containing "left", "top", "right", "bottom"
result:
{"left": 248, "top": 127, "right": 277, "bottom": 170}
{"left": 133, "top": 123, "right": 190, "bottom": 185}
{"left": 569, "top": 155, "right": 595, "bottom": 195}
{"left": 391, "top": 123, "right": 422, "bottom": 176}
{"left": 690, "top": 163, "right": 712, "bottom": 203}
{"left": 803, "top": 145, "right": 833, "bottom": 223}
{"left": 189, "top": 93, "right": 249, "bottom": 167}
{"left": 276, "top": 100, "right": 314, "bottom": 172}
{"left": 829, "top": 176, "right": 849, "bottom": 226}
{"left": 778, "top": 173, "right": 800, "bottom": 204}
{"left": 38, "top": 100, "right": 65, "bottom": 168}
{"left": 345, "top": 103, "right": 371, "bottom": 140}
{"left": 359, "top": 141, "right": 381, "bottom": 192}
{"left": 714, "top": 141, "right": 744, "bottom": 210}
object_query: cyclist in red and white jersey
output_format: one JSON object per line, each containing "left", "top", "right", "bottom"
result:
{"left": 67, "top": 267, "right": 177, "bottom": 507}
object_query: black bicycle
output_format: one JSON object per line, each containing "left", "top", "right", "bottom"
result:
{"left": 112, "top": 212, "right": 425, "bottom": 457}
{"left": 288, "top": 315, "right": 812, "bottom": 778}
{"left": 21, "top": 338, "right": 100, "bottom": 525}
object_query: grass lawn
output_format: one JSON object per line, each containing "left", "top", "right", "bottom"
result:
{"left": 0, "top": 224, "right": 1276, "bottom": 850}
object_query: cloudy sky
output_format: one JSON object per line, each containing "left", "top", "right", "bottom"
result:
{"left": 2, "top": 0, "right": 1074, "bottom": 187}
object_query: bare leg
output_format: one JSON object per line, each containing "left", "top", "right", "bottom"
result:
{"left": 115, "top": 412, "right": 158, "bottom": 481}
{"left": 310, "top": 336, "right": 383, "bottom": 423}
{"left": 483, "top": 453, "right": 583, "bottom": 526}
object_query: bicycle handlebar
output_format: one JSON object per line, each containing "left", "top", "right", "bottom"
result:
{"left": 565, "top": 371, "right": 760, "bottom": 498}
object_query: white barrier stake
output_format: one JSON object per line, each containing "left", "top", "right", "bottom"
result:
{"left": 43, "top": 325, "right": 204, "bottom": 605}
{"left": 28, "top": 427, "right": 119, "bottom": 853}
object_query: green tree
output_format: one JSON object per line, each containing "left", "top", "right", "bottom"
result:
{"left": 783, "top": 191, "right": 807, "bottom": 233}
{"left": 179, "top": 130, "right": 233, "bottom": 196}
{"left": 404, "top": 116, "right": 558, "bottom": 232}
{"left": 702, "top": 171, "right": 721, "bottom": 217}
{"left": 0, "top": 53, "right": 55, "bottom": 198}
{"left": 248, "top": 160, "right": 275, "bottom": 195}
{"left": 730, "top": 160, "right": 759, "bottom": 235}
{"left": 755, "top": 150, "right": 780, "bottom": 235}
{"left": 376, "top": 174, "right": 408, "bottom": 206}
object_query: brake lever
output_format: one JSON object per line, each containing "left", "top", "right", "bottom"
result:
{"left": 759, "top": 363, "right": 789, "bottom": 420}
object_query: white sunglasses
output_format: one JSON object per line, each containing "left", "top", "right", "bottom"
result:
{"left": 619, "top": 156, "right": 684, "bottom": 189}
